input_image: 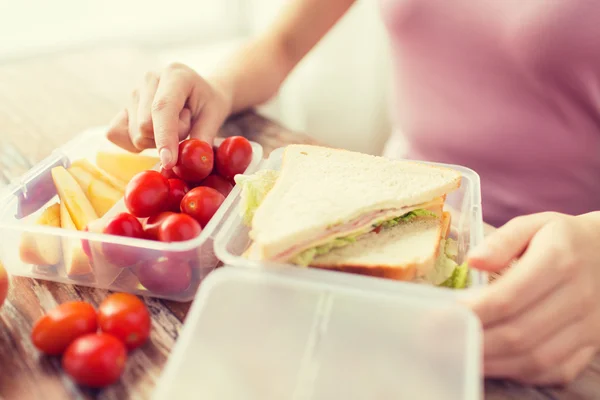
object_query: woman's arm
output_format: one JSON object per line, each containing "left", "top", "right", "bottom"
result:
{"left": 212, "top": 0, "right": 357, "bottom": 114}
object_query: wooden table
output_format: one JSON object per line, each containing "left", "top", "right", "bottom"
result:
{"left": 0, "top": 46, "right": 597, "bottom": 400}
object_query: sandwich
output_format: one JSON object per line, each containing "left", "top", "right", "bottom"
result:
{"left": 235, "top": 144, "right": 469, "bottom": 288}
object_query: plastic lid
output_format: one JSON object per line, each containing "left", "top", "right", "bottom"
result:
{"left": 153, "top": 266, "right": 482, "bottom": 400}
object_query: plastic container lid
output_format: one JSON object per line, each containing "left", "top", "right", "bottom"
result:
{"left": 153, "top": 266, "right": 483, "bottom": 400}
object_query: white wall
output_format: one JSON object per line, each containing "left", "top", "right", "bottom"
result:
{"left": 0, "top": 0, "right": 244, "bottom": 59}
{"left": 246, "top": 0, "right": 393, "bottom": 155}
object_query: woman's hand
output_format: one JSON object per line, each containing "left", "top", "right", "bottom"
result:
{"left": 467, "top": 211, "right": 600, "bottom": 385}
{"left": 106, "top": 63, "right": 233, "bottom": 169}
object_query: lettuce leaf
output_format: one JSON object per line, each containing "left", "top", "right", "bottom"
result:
{"left": 376, "top": 209, "right": 439, "bottom": 229}
{"left": 425, "top": 238, "right": 458, "bottom": 285}
{"left": 291, "top": 209, "right": 438, "bottom": 266}
{"left": 234, "top": 170, "right": 279, "bottom": 226}
{"left": 291, "top": 237, "right": 357, "bottom": 266}
{"left": 439, "top": 262, "right": 470, "bottom": 289}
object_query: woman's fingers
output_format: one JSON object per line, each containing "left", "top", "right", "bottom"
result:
{"left": 528, "top": 346, "right": 597, "bottom": 386}
{"left": 137, "top": 71, "right": 160, "bottom": 139}
{"left": 127, "top": 90, "right": 155, "bottom": 150}
{"left": 189, "top": 101, "right": 223, "bottom": 144}
{"left": 483, "top": 275, "right": 584, "bottom": 358}
{"left": 468, "top": 227, "right": 567, "bottom": 327}
{"left": 106, "top": 109, "right": 140, "bottom": 153}
{"left": 467, "top": 212, "right": 561, "bottom": 272}
{"left": 153, "top": 64, "right": 199, "bottom": 169}
{"left": 484, "top": 315, "right": 590, "bottom": 381}
{"left": 178, "top": 108, "right": 192, "bottom": 140}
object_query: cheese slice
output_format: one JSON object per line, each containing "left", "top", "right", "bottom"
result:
{"left": 51, "top": 166, "right": 99, "bottom": 230}
{"left": 60, "top": 202, "right": 93, "bottom": 277}
{"left": 19, "top": 203, "right": 62, "bottom": 266}
{"left": 70, "top": 159, "right": 127, "bottom": 192}
{"left": 96, "top": 151, "right": 159, "bottom": 182}
{"left": 68, "top": 165, "right": 123, "bottom": 217}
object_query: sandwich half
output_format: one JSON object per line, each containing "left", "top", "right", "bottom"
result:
{"left": 311, "top": 211, "right": 468, "bottom": 287}
{"left": 236, "top": 144, "right": 462, "bottom": 266}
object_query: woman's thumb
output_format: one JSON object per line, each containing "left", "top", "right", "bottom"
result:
{"left": 467, "top": 213, "right": 558, "bottom": 272}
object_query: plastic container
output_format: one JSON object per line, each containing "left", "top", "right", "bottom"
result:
{"left": 153, "top": 266, "right": 483, "bottom": 400}
{"left": 0, "top": 127, "right": 263, "bottom": 301}
{"left": 214, "top": 146, "right": 488, "bottom": 290}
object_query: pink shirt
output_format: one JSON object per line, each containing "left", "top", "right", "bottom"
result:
{"left": 379, "top": 0, "right": 600, "bottom": 227}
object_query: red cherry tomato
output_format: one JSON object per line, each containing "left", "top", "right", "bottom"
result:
{"left": 160, "top": 167, "right": 178, "bottom": 180}
{"left": 135, "top": 258, "right": 193, "bottom": 295}
{"left": 125, "top": 170, "right": 170, "bottom": 218}
{"left": 62, "top": 333, "right": 127, "bottom": 388}
{"left": 81, "top": 225, "right": 92, "bottom": 259}
{"left": 166, "top": 178, "right": 189, "bottom": 212}
{"left": 201, "top": 174, "right": 234, "bottom": 197}
{"left": 31, "top": 301, "right": 98, "bottom": 355}
{"left": 215, "top": 136, "right": 252, "bottom": 181}
{"left": 180, "top": 187, "right": 225, "bottom": 228}
{"left": 158, "top": 213, "right": 202, "bottom": 243}
{"left": 0, "top": 262, "right": 7, "bottom": 310}
{"left": 98, "top": 293, "right": 150, "bottom": 351}
{"left": 102, "top": 213, "right": 146, "bottom": 267}
{"left": 144, "top": 211, "right": 176, "bottom": 241}
{"left": 173, "top": 139, "right": 214, "bottom": 183}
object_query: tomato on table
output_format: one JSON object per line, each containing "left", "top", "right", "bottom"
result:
{"left": 0, "top": 262, "right": 7, "bottom": 309}
{"left": 166, "top": 178, "right": 189, "bottom": 212}
{"left": 215, "top": 136, "right": 252, "bottom": 181}
{"left": 125, "top": 170, "right": 170, "bottom": 218}
{"left": 200, "top": 174, "right": 234, "bottom": 197}
{"left": 173, "top": 139, "right": 214, "bottom": 183}
{"left": 98, "top": 293, "right": 151, "bottom": 350}
{"left": 180, "top": 186, "right": 225, "bottom": 228}
{"left": 102, "top": 212, "right": 146, "bottom": 267}
{"left": 31, "top": 301, "right": 98, "bottom": 355}
{"left": 62, "top": 332, "right": 127, "bottom": 388}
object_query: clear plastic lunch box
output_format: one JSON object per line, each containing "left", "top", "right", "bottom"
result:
{"left": 214, "top": 147, "right": 488, "bottom": 291}
{"left": 153, "top": 266, "right": 483, "bottom": 400}
{"left": 0, "top": 127, "right": 263, "bottom": 302}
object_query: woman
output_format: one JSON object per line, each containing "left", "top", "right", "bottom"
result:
{"left": 106, "top": 0, "right": 600, "bottom": 385}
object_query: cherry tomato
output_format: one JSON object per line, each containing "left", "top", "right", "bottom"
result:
{"left": 62, "top": 333, "right": 127, "bottom": 388}
{"left": 166, "top": 178, "right": 189, "bottom": 212}
{"left": 0, "top": 262, "right": 7, "bottom": 309}
{"left": 201, "top": 174, "right": 234, "bottom": 197}
{"left": 31, "top": 301, "right": 97, "bottom": 355}
{"left": 215, "top": 136, "right": 252, "bottom": 181}
{"left": 173, "top": 139, "right": 214, "bottom": 182}
{"left": 180, "top": 187, "right": 225, "bottom": 228}
{"left": 157, "top": 214, "right": 202, "bottom": 243}
{"left": 98, "top": 293, "right": 150, "bottom": 350}
{"left": 144, "top": 211, "right": 176, "bottom": 241}
{"left": 125, "top": 170, "right": 170, "bottom": 218}
{"left": 160, "top": 167, "right": 178, "bottom": 180}
{"left": 81, "top": 225, "right": 92, "bottom": 259}
{"left": 135, "top": 258, "right": 193, "bottom": 295}
{"left": 102, "top": 213, "right": 146, "bottom": 267}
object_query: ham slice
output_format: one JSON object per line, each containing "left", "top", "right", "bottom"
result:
{"left": 274, "top": 197, "right": 445, "bottom": 262}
